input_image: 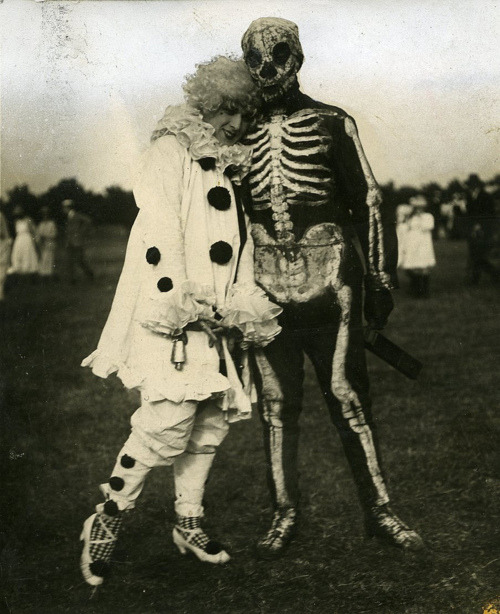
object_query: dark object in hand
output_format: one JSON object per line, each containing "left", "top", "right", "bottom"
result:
{"left": 364, "top": 286, "right": 393, "bottom": 330}
{"left": 364, "top": 328, "right": 422, "bottom": 380}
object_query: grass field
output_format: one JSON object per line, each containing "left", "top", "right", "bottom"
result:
{"left": 1, "top": 227, "right": 499, "bottom": 614}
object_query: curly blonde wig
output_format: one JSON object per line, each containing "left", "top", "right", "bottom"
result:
{"left": 183, "top": 56, "right": 261, "bottom": 119}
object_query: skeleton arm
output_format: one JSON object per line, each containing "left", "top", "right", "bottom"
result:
{"left": 341, "top": 116, "right": 398, "bottom": 290}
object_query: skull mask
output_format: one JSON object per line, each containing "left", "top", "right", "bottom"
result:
{"left": 241, "top": 17, "right": 303, "bottom": 103}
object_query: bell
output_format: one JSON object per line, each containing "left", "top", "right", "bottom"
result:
{"left": 171, "top": 336, "right": 186, "bottom": 371}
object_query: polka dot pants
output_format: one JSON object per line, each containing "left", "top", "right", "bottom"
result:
{"left": 99, "top": 394, "right": 229, "bottom": 516}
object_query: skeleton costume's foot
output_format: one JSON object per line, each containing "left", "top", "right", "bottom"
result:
{"left": 256, "top": 507, "right": 298, "bottom": 559}
{"left": 80, "top": 502, "right": 123, "bottom": 586}
{"left": 365, "top": 504, "right": 424, "bottom": 551}
{"left": 173, "top": 516, "right": 230, "bottom": 564}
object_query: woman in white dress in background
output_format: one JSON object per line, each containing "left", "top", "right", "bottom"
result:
{"left": 398, "top": 195, "right": 436, "bottom": 298}
{"left": 8, "top": 206, "right": 39, "bottom": 278}
{"left": 0, "top": 209, "right": 12, "bottom": 300}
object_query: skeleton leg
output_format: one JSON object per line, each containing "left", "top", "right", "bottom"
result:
{"left": 253, "top": 345, "right": 303, "bottom": 509}
{"left": 328, "top": 279, "right": 389, "bottom": 507}
{"left": 252, "top": 340, "right": 304, "bottom": 558}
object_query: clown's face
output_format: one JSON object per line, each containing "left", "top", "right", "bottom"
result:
{"left": 204, "top": 107, "right": 250, "bottom": 146}
{"left": 243, "top": 27, "right": 302, "bottom": 102}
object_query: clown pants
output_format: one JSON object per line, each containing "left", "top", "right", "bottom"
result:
{"left": 252, "top": 289, "right": 390, "bottom": 512}
{"left": 99, "top": 394, "right": 229, "bottom": 517}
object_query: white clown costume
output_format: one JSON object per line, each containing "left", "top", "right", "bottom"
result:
{"left": 80, "top": 105, "right": 281, "bottom": 582}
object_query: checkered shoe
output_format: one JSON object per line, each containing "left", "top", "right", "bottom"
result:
{"left": 80, "top": 507, "right": 123, "bottom": 586}
{"left": 173, "top": 516, "right": 230, "bottom": 564}
{"left": 256, "top": 507, "right": 297, "bottom": 559}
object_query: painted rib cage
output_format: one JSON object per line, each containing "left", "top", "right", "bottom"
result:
{"left": 246, "top": 111, "right": 333, "bottom": 209}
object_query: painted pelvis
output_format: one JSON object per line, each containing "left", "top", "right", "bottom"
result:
{"left": 252, "top": 222, "right": 346, "bottom": 304}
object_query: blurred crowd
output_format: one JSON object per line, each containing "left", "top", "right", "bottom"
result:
{"left": 396, "top": 173, "right": 500, "bottom": 297}
{"left": 1, "top": 172, "right": 499, "bottom": 304}
{"left": 0, "top": 199, "right": 94, "bottom": 301}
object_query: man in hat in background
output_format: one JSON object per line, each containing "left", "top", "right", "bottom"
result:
{"left": 464, "top": 174, "right": 499, "bottom": 284}
{"left": 62, "top": 199, "right": 95, "bottom": 283}
{"left": 240, "top": 17, "right": 424, "bottom": 558}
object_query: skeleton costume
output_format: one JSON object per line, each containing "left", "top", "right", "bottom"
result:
{"left": 79, "top": 103, "right": 282, "bottom": 584}
{"left": 241, "top": 18, "right": 424, "bottom": 556}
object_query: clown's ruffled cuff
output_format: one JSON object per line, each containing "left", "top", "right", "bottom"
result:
{"left": 219, "top": 283, "right": 282, "bottom": 348}
{"left": 137, "top": 280, "right": 216, "bottom": 336}
{"left": 81, "top": 350, "right": 144, "bottom": 390}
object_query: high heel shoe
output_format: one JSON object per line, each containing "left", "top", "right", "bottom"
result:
{"left": 80, "top": 508, "right": 122, "bottom": 586}
{"left": 172, "top": 526, "right": 230, "bottom": 564}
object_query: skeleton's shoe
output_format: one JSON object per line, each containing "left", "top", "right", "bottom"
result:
{"left": 365, "top": 504, "right": 424, "bottom": 551}
{"left": 255, "top": 507, "right": 297, "bottom": 559}
{"left": 80, "top": 503, "right": 123, "bottom": 586}
{"left": 173, "top": 516, "right": 230, "bottom": 564}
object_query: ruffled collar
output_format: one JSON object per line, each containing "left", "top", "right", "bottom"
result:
{"left": 151, "top": 104, "right": 252, "bottom": 183}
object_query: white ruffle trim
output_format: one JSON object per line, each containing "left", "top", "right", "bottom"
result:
{"left": 151, "top": 104, "right": 252, "bottom": 182}
{"left": 220, "top": 284, "right": 282, "bottom": 349}
{"left": 138, "top": 280, "right": 216, "bottom": 336}
{"left": 81, "top": 348, "right": 231, "bottom": 404}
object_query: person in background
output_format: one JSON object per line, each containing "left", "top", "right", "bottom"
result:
{"left": 37, "top": 206, "right": 58, "bottom": 280}
{"left": 62, "top": 199, "right": 94, "bottom": 283}
{"left": 441, "top": 192, "right": 467, "bottom": 240}
{"left": 429, "top": 188, "right": 443, "bottom": 240}
{"left": 398, "top": 195, "right": 436, "bottom": 298}
{"left": 79, "top": 55, "right": 281, "bottom": 588}
{"left": 464, "top": 174, "right": 499, "bottom": 284}
{"left": 396, "top": 203, "right": 412, "bottom": 267}
{"left": 8, "top": 205, "right": 39, "bottom": 281}
{"left": 0, "top": 209, "right": 13, "bottom": 301}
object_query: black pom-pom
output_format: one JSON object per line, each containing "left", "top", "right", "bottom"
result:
{"left": 207, "top": 187, "right": 231, "bottom": 211}
{"left": 157, "top": 277, "right": 173, "bottom": 292}
{"left": 198, "top": 157, "right": 216, "bottom": 171}
{"left": 205, "top": 540, "right": 224, "bottom": 555}
{"left": 146, "top": 247, "right": 161, "bottom": 265}
{"left": 120, "top": 454, "right": 135, "bottom": 469}
{"left": 209, "top": 241, "right": 233, "bottom": 265}
{"left": 89, "top": 560, "right": 110, "bottom": 578}
{"left": 213, "top": 311, "right": 223, "bottom": 321}
{"left": 109, "top": 476, "right": 124, "bottom": 491}
{"left": 103, "top": 500, "right": 119, "bottom": 517}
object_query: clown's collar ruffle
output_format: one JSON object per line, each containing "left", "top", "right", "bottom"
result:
{"left": 151, "top": 104, "right": 252, "bottom": 182}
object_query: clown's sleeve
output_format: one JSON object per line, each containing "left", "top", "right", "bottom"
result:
{"left": 81, "top": 136, "right": 195, "bottom": 377}
{"left": 338, "top": 115, "right": 398, "bottom": 290}
{"left": 133, "top": 135, "right": 187, "bottom": 287}
{"left": 81, "top": 208, "right": 146, "bottom": 376}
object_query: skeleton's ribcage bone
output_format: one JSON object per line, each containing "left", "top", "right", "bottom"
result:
{"left": 245, "top": 111, "right": 333, "bottom": 209}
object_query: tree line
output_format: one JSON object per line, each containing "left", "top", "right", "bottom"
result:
{"left": 0, "top": 179, "right": 137, "bottom": 231}
{"left": 1, "top": 174, "right": 499, "bottom": 232}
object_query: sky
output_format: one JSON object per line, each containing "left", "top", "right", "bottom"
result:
{"left": 1, "top": 0, "right": 499, "bottom": 198}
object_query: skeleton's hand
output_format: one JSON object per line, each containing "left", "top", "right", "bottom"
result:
{"left": 364, "top": 287, "right": 394, "bottom": 330}
{"left": 198, "top": 315, "right": 230, "bottom": 347}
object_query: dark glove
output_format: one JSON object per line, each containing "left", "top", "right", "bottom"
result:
{"left": 364, "top": 283, "right": 394, "bottom": 330}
